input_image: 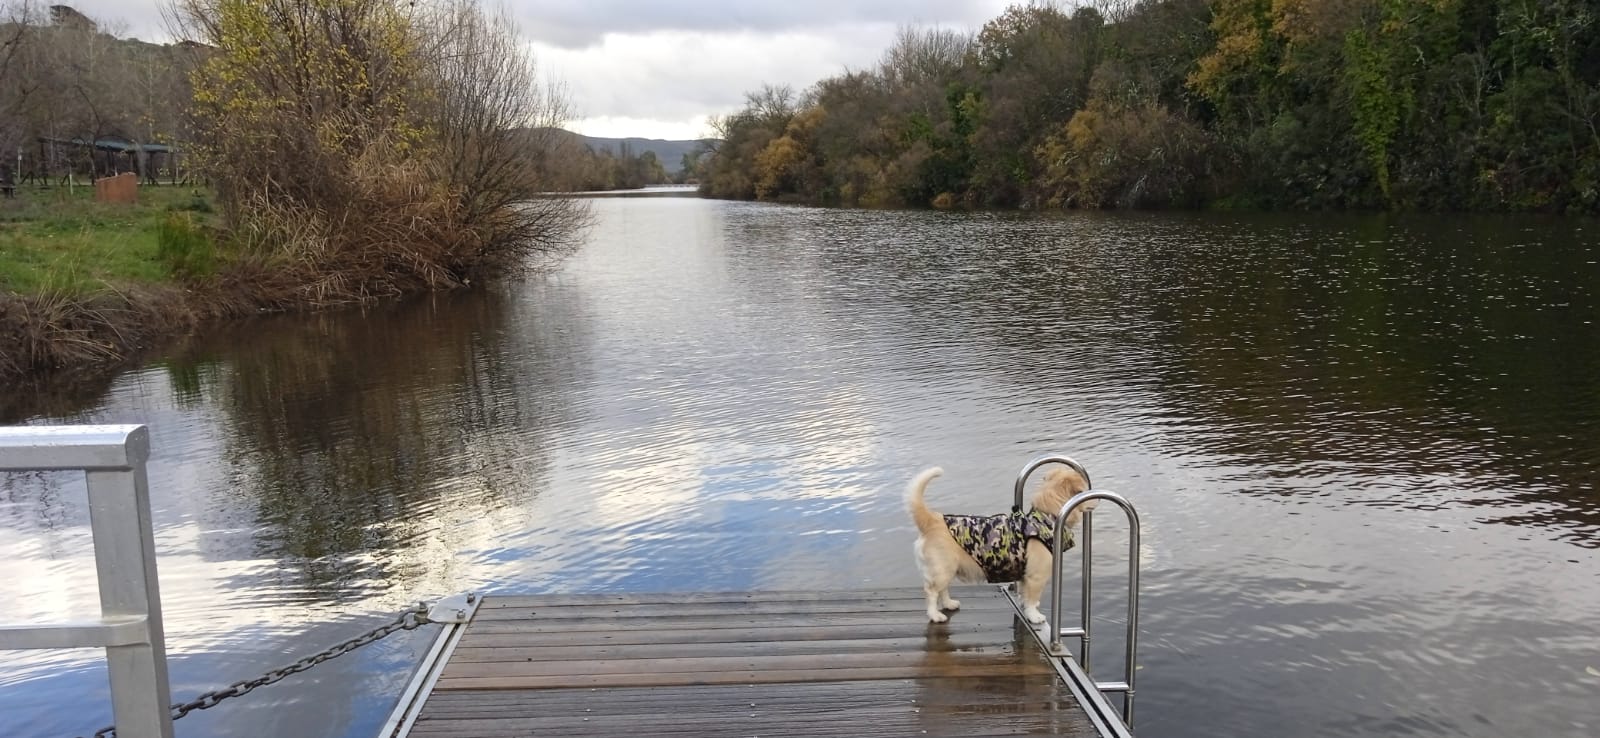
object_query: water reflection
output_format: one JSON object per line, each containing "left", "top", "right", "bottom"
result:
{"left": 0, "top": 287, "right": 590, "bottom": 737}
{"left": 715, "top": 206, "right": 1600, "bottom": 542}
{"left": 2, "top": 198, "right": 1598, "bottom": 738}
{"left": 187, "top": 289, "right": 574, "bottom": 591}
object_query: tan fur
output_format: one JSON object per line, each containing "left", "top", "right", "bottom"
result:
{"left": 905, "top": 465, "right": 1092, "bottom": 623}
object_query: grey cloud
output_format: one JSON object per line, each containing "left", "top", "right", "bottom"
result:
{"left": 63, "top": 0, "right": 1002, "bottom": 47}
{"left": 507, "top": 0, "right": 1002, "bottom": 48}
{"left": 49, "top": 0, "right": 1003, "bottom": 135}
{"left": 547, "top": 24, "right": 893, "bottom": 124}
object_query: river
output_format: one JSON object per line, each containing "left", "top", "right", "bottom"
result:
{"left": 3, "top": 195, "right": 1598, "bottom": 737}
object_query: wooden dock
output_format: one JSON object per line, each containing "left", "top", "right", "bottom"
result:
{"left": 388, "top": 586, "right": 1111, "bottom": 737}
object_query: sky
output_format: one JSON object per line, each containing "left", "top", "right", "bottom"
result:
{"left": 66, "top": 0, "right": 1017, "bottom": 141}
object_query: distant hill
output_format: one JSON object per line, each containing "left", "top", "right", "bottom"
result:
{"left": 561, "top": 132, "right": 712, "bottom": 174}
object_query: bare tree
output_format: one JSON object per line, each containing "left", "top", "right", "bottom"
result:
{"left": 0, "top": 1, "right": 44, "bottom": 167}
{"left": 878, "top": 26, "right": 970, "bottom": 90}
{"left": 415, "top": 0, "right": 589, "bottom": 274}
{"left": 2, "top": 2, "right": 135, "bottom": 180}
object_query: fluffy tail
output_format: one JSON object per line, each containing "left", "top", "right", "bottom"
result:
{"left": 905, "top": 467, "right": 946, "bottom": 536}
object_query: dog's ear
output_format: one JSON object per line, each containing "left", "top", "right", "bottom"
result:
{"left": 1042, "top": 466, "right": 1087, "bottom": 493}
{"left": 1030, "top": 466, "right": 1089, "bottom": 516}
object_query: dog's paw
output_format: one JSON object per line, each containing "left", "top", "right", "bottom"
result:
{"left": 1023, "top": 607, "right": 1047, "bottom": 625}
{"left": 941, "top": 598, "right": 961, "bottom": 611}
{"left": 927, "top": 610, "right": 950, "bottom": 623}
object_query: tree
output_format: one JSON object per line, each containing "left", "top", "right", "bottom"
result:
{"left": 173, "top": 0, "right": 587, "bottom": 298}
{"left": 699, "top": 0, "right": 1600, "bottom": 213}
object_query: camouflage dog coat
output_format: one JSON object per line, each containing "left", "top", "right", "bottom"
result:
{"left": 942, "top": 510, "right": 1072, "bottom": 583}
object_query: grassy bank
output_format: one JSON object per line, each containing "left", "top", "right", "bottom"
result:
{"left": 0, "top": 185, "right": 223, "bottom": 384}
{"left": 3, "top": 0, "right": 589, "bottom": 390}
{"left": 0, "top": 186, "right": 216, "bottom": 294}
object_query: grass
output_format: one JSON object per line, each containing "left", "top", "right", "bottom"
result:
{"left": 0, "top": 185, "right": 219, "bottom": 295}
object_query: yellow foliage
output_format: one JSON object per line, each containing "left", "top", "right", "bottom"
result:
{"left": 785, "top": 106, "right": 827, "bottom": 139}
{"left": 1188, "top": 0, "right": 1272, "bottom": 100}
{"left": 1035, "top": 99, "right": 1209, "bottom": 208}
{"left": 1065, "top": 109, "right": 1104, "bottom": 157}
{"left": 755, "top": 135, "right": 807, "bottom": 199}
{"left": 1270, "top": 0, "right": 1363, "bottom": 46}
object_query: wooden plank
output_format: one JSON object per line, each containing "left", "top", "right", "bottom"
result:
{"left": 432, "top": 663, "right": 1059, "bottom": 691}
{"left": 447, "top": 634, "right": 1023, "bottom": 663}
{"left": 454, "top": 619, "right": 1018, "bottom": 649}
{"left": 418, "top": 696, "right": 1076, "bottom": 721}
{"left": 472, "top": 597, "right": 1013, "bottom": 621}
{"left": 461, "top": 611, "right": 1011, "bottom": 635}
{"left": 439, "top": 649, "right": 1035, "bottom": 680}
{"left": 419, "top": 678, "right": 1064, "bottom": 717}
{"left": 410, "top": 722, "right": 1090, "bottom": 738}
{"left": 409, "top": 702, "right": 1096, "bottom": 737}
{"left": 409, "top": 723, "right": 1088, "bottom": 733}
{"left": 478, "top": 586, "right": 1005, "bottom": 609}
{"left": 412, "top": 680, "right": 1090, "bottom": 736}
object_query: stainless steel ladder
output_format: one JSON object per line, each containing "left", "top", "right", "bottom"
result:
{"left": 1004, "top": 454, "right": 1142, "bottom": 735}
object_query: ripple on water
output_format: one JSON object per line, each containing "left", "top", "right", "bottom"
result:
{"left": 2, "top": 201, "right": 1598, "bottom": 738}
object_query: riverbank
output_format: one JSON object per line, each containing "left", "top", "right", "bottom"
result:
{"left": 1, "top": 187, "right": 206, "bottom": 385}
{"left": 0, "top": 184, "right": 492, "bottom": 393}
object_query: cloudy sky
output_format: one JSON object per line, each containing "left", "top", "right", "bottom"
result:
{"left": 68, "top": 0, "right": 1014, "bottom": 141}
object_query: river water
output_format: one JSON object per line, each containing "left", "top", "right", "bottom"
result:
{"left": 3, "top": 196, "right": 1598, "bottom": 737}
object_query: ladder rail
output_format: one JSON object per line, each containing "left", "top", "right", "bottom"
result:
{"left": 1013, "top": 455, "right": 1142, "bottom": 726}
{"left": 1052, "top": 490, "right": 1141, "bottom": 724}
{"left": 1011, "top": 454, "right": 1092, "bottom": 513}
{"left": 1013, "top": 454, "right": 1094, "bottom": 664}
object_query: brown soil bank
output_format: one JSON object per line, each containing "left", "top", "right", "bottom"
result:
{"left": 0, "top": 264, "right": 438, "bottom": 394}
{"left": 0, "top": 206, "right": 592, "bottom": 401}
{"left": 0, "top": 287, "right": 191, "bottom": 388}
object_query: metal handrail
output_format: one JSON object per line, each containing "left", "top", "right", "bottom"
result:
{"left": 1012, "top": 455, "right": 1142, "bottom": 726}
{"left": 0, "top": 425, "right": 174, "bottom": 738}
{"left": 1013, "top": 455, "right": 1094, "bottom": 658}
{"left": 1051, "top": 490, "right": 1141, "bottom": 724}
{"left": 1012, "top": 454, "right": 1091, "bottom": 512}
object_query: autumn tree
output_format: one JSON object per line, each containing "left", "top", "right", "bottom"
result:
{"left": 701, "top": 0, "right": 1600, "bottom": 213}
{"left": 173, "top": 0, "right": 586, "bottom": 300}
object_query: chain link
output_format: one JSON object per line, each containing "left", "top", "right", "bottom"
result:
{"left": 86, "top": 603, "right": 432, "bottom": 738}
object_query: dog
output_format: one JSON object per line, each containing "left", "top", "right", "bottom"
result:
{"left": 906, "top": 465, "right": 1093, "bottom": 624}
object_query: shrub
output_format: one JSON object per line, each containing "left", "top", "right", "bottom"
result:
{"left": 172, "top": 0, "right": 588, "bottom": 301}
{"left": 167, "top": 191, "right": 214, "bottom": 214}
{"left": 157, "top": 212, "right": 215, "bottom": 279}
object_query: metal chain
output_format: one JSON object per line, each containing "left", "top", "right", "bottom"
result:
{"left": 86, "top": 602, "right": 432, "bottom": 738}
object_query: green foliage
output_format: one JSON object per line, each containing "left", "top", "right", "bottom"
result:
{"left": 167, "top": 191, "right": 216, "bottom": 214}
{"left": 157, "top": 212, "right": 216, "bottom": 279}
{"left": 1343, "top": 29, "right": 1402, "bottom": 202}
{"left": 701, "top": 0, "right": 1600, "bottom": 213}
